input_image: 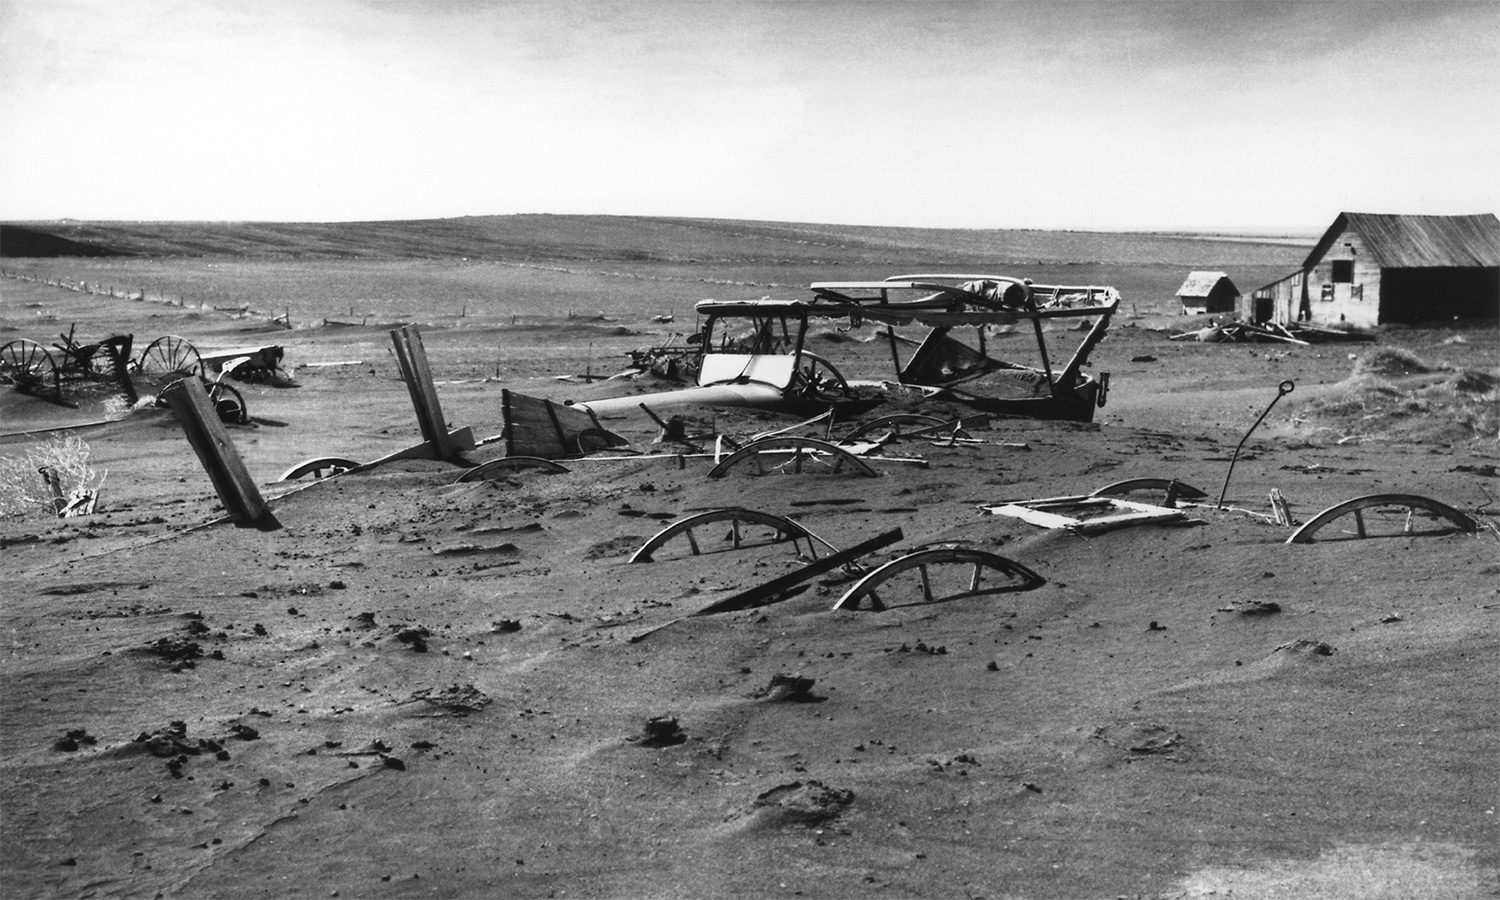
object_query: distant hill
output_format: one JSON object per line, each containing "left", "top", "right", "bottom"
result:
{"left": 0, "top": 214, "right": 1313, "bottom": 268}
{"left": 0, "top": 224, "right": 129, "bottom": 258}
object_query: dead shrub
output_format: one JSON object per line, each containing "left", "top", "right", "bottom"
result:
{"left": 1354, "top": 347, "right": 1433, "bottom": 378}
{"left": 0, "top": 434, "right": 105, "bottom": 519}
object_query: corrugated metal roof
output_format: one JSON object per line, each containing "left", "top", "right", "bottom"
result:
{"left": 1305, "top": 212, "right": 1500, "bottom": 269}
{"left": 1175, "top": 270, "right": 1235, "bottom": 297}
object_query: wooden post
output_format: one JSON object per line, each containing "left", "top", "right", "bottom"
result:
{"left": 390, "top": 325, "right": 457, "bottom": 460}
{"left": 161, "top": 377, "right": 279, "bottom": 530}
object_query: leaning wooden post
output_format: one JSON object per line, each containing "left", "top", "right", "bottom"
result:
{"left": 161, "top": 377, "right": 279, "bottom": 530}
{"left": 390, "top": 325, "right": 457, "bottom": 460}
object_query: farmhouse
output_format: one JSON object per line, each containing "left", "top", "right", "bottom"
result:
{"left": 1176, "top": 271, "right": 1238, "bottom": 315}
{"left": 1247, "top": 212, "right": 1500, "bottom": 328}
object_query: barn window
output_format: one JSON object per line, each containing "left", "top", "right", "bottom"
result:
{"left": 1331, "top": 260, "right": 1354, "bottom": 283}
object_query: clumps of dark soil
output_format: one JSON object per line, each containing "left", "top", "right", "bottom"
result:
{"left": 1274, "top": 639, "right": 1335, "bottom": 657}
{"left": 53, "top": 728, "right": 97, "bottom": 752}
{"left": 134, "top": 721, "right": 197, "bottom": 757}
{"left": 889, "top": 641, "right": 947, "bottom": 655}
{"left": 630, "top": 715, "right": 686, "bottom": 747}
{"left": 228, "top": 723, "right": 260, "bottom": 741}
{"left": 1093, "top": 722, "right": 1185, "bottom": 757}
{"left": 410, "top": 683, "right": 491, "bottom": 714}
{"left": 751, "top": 674, "right": 823, "bottom": 703}
{"left": 125, "top": 721, "right": 239, "bottom": 773}
{"left": 743, "top": 780, "right": 854, "bottom": 828}
{"left": 1219, "top": 600, "right": 1282, "bottom": 616}
{"left": 927, "top": 752, "right": 981, "bottom": 774}
{"left": 393, "top": 626, "right": 431, "bottom": 652}
{"left": 140, "top": 636, "right": 204, "bottom": 670}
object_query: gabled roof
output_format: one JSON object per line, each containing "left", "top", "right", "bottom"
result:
{"left": 1305, "top": 212, "right": 1500, "bottom": 269}
{"left": 1175, "top": 270, "right": 1237, "bottom": 298}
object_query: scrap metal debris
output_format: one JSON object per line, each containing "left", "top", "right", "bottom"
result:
{"left": 1169, "top": 320, "right": 1374, "bottom": 344}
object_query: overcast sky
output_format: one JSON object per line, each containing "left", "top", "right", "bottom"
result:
{"left": 2, "top": 0, "right": 1496, "bottom": 231}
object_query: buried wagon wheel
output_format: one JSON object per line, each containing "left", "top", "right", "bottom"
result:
{"left": 278, "top": 457, "right": 362, "bottom": 481}
{"left": 0, "top": 340, "right": 61, "bottom": 399}
{"left": 839, "top": 414, "right": 947, "bottom": 444}
{"left": 135, "top": 335, "right": 202, "bottom": 379}
{"left": 1285, "top": 494, "right": 1479, "bottom": 544}
{"left": 832, "top": 548, "right": 1046, "bottom": 611}
{"left": 707, "top": 436, "right": 878, "bottom": 478}
{"left": 208, "top": 381, "right": 249, "bottom": 425}
{"left": 628, "top": 508, "right": 839, "bottom": 563}
{"left": 454, "top": 456, "right": 571, "bottom": 483}
{"left": 788, "top": 350, "right": 850, "bottom": 398}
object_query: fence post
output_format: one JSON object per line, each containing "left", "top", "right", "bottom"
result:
{"left": 161, "top": 377, "right": 279, "bottom": 529}
{"left": 390, "top": 325, "right": 456, "bottom": 460}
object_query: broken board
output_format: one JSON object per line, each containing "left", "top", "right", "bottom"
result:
{"left": 502, "top": 389, "right": 627, "bottom": 459}
{"left": 982, "top": 496, "right": 1186, "bottom": 535}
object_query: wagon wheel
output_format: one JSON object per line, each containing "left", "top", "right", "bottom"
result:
{"left": 1090, "top": 478, "right": 1208, "bottom": 505}
{"left": 0, "top": 340, "right": 60, "bottom": 399}
{"left": 209, "top": 381, "right": 249, "bottom": 424}
{"left": 706, "top": 436, "right": 879, "bottom": 478}
{"left": 278, "top": 457, "right": 362, "bottom": 481}
{"left": 454, "top": 456, "right": 571, "bottom": 483}
{"left": 628, "top": 508, "right": 838, "bottom": 563}
{"left": 788, "top": 350, "right": 850, "bottom": 398}
{"left": 832, "top": 548, "right": 1046, "bottom": 611}
{"left": 76, "top": 344, "right": 116, "bottom": 378}
{"left": 136, "top": 335, "right": 202, "bottom": 378}
{"left": 839, "top": 414, "right": 946, "bottom": 444}
{"left": 1285, "top": 494, "right": 1478, "bottom": 544}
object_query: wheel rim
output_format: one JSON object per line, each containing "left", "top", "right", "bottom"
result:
{"left": 210, "top": 382, "right": 248, "bottom": 424}
{"left": 138, "top": 335, "right": 202, "bottom": 378}
{"left": 0, "top": 340, "right": 60, "bottom": 397}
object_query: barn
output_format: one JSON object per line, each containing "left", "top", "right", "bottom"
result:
{"left": 1176, "top": 271, "right": 1239, "bottom": 315}
{"left": 1247, "top": 212, "right": 1500, "bottom": 328}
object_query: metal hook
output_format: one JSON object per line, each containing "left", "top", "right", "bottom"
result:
{"left": 1217, "top": 380, "right": 1295, "bottom": 509}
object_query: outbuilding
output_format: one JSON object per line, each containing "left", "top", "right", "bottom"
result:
{"left": 1247, "top": 212, "right": 1499, "bottom": 328}
{"left": 1176, "top": 271, "right": 1239, "bottom": 315}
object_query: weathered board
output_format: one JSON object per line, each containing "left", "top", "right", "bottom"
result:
{"left": 501, "top": 389, "right": 626, "bottom": 459}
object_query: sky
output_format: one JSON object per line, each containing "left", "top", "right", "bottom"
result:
{"left": 1, "top": 0, "right": 1497, "bottom": 231}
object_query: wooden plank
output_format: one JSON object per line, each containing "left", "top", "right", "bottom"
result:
{"left": 501, "top": 389, "right": 622, "bottom": 459}
{"left": 390, "top": 326, "right": 455, "bottom": 458}
{"left": 161, "top": 377, "right": 278, "bottom": 530}
{"left": 1071, "top": 509, "right": 1185, "bottom": 535}
{"left": 982, "top": 504, "right": 1081, "bottom": 529}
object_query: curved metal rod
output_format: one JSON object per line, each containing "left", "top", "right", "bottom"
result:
{"left": 833, "top": 548, "right": 1046, "bottom": 611}
{"left": 1286, "top": 493, "right": 1478, "bottom": 543}
{"left": 839, "top": 414, "right": 946, "bottom": 443}
{"left": 278, "top": 456, "right": 361, "bottom": 482}
{"left": 1092, "top": 478, "right": 1208, "bottom": 501}
{"left": 1217, "top": 380, "right": 1294, "bottom": 509}
{"left": 628, "top": 508, "right": 838, "bottom": 563}
{"left": 707, "top": 436, "right": 879, "bottom": 478}
{"left": 454, "top": 456, "right": 571, "bottom": 483}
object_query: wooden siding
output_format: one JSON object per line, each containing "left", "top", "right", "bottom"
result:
{"left": 1305, "top": 224, "right": 1381, "bottom": 328}
{"left": 1247, "top": 270, "right": 1303, "bottom": 325}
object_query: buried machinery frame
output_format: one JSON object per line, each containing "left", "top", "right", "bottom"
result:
{"left": 543, "top": 274, "right": 1120, "bottom": 453}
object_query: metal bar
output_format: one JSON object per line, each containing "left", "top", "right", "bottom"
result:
{"left": 1216, "top": 380, "right": 1295, "bottom": 509}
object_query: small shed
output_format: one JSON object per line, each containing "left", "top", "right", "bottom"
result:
{"left": 1248, "top": 212, "right": 1500, "bottom": 328}
{"left": 1177, "top": 271, "right": 1239, "bottom": 315}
